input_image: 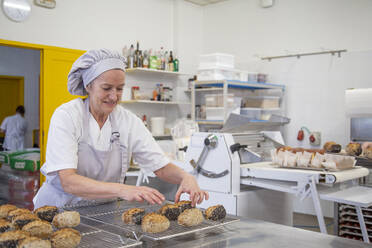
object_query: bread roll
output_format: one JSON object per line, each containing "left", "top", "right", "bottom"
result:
{"left": 52, "top": 211, "right": 80, "bottom": 229}
{"left": 11, "top": 214, "right": 39, "bottom": 229}
{"left": 159, "top": 204, "right": 180, "bottom": 221}
{"left": 0, "top": 219, "right": 13, "bottom": 233}
{"left": 17, "top": 236, "right": 51, "bottom": 248}
{"left": 175, "top": 201, "right": 193, "bottom": 213}
{"left": 205, "top": 205, "right": 226, "bottom": 221}
{"left": 177, "top": 208, "right": 204, "bottom": 227}
{"left": 141, "top": 213, "right": 170, "bottom": 233}
{"left": 34, "top": 206, "right": 58, "bottom": 222}
{"left": 50, "top": 228, "right": 81, "bottom": 248}
{"left": 0, "top": 230, "right": 30, "bottom": 248}
{"left": 0, "top": 204, "right": 17, "bottom": 219}
{"left": 7, "top": 208, "right": 31, "bottom": 221}
{"left": 121, "top": 208, "right": 145, "bottom": 225}
{"left": 346, "top": 143, "right": 362, "bottom": 156}
{"left": 364, "top": 147, "right": 372, "bottom": 159}
{"left": 22, "top": 220, "right": 53, "bottom": 239}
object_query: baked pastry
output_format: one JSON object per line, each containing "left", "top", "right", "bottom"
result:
{"left": 50, "top": 228, "right": 81, "bottom": 248}
{"left": 11, "top": 214, "right": 39, "bottom": 229}
{"left": 0, "top": 204, "right": 17, "bottom": 219}
{"left": 17, "top": 236, "right": 51, "bottom": 248}
{"left": 33, "top": 206, "right": 58, "bottom": 222}
{"left": 7, "top": 208, "right": 31, "bottom": 221}
{"left": 205, "top": 205, "right": 226, "bottom": 221}
{"left": 323, "top": 141, "right": 342, "bottom": 153}
{"left": 52, "top": 211, "right": 80, "bottom": 229}
{"left": 346, "top": 143, "right": 362, "bottom": 156}
{"left": 0, "top": 230, "right": 30, "bottom": 248}
{"left": 121, "top": 208, "right": 145, "bottom": 225}
{"left": 177, "top": 208, "right": 204, "bottom": 227}
{"left": 22, "top": 220, "right": 53, "bottom": 239}
{"left": 0, "top": 219, "right": 13, "bottom": 233}
{"left": 175, "top": 201, "right": 193, "bottom": 213}
{"left": 159, "top": 204, "right": 180, "bottom": 221}
{"left": 141, "top": 213, "right": 170, "bottom": 233}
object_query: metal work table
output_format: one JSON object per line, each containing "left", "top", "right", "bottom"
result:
{"left": 89, "top": 216, "right": 369, "bottom": 248}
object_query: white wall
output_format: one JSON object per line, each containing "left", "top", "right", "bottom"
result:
{"left": 0, "top": 46, "right": 40, "bottom": 148}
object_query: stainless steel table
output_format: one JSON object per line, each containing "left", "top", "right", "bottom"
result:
{"left": 98, "top": 217, "right": 370, "bottom": 248}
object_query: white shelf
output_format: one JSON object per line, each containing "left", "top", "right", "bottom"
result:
{"left": 196, "top": 120, "right": 224, "bottom": 125}
{"left": 184, "top": 87, "right": 223, "bottom": 93}
{"left": 125, "top": 68, "right": 190, "bottom": 76}
{"left": 195, "top": 80, "right": 285, "bottom": 90}
{"left": 241, "top": 107, "right": 281, "bottom": 111}
{"left": 120, "top": 100, "right": 190, "bottom": 105}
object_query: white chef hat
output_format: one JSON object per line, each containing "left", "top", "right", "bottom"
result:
{"left": 67, "top": 49, "right": 127, "bottom": 96}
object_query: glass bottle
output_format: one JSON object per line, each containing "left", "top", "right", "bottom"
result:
{"left": 168, "top": 51, "right": 174, "bottom": 71}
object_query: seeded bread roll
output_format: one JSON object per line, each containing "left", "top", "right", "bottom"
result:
{"left": 141, "top": 213, "right": 170, "bottom": 233}
{"left": 121, "top": 208, "right": 145, "bottom": 225}
{"left": 7, "top": 209, "right": 31, "bottom": 221}
{"left": 33, "top": 206, "right": 58, "bottom": 222}
{"left": 11, "top": 214, "right": 39, "bottom": 229}
{"left": 323, "top": 141, "right": 342, "bottom": 153}
{"left": 346, "top": 143, "right": 362, "bottom": 156}
{"left": 50, "top": 228, "right": 81, "bottom": 248}
{"left": 175, "top": 201, "right": 193, "bottom": 213}
{"left": 177, "top": 208, "right": 204, "bottom": 227}
{"left": 158, "top": 204, "right": 180, "bottom": 221}
{"left": 22, "top": 220, "right": 53, "bottom": 239}
{"left": 17, "top": 236, "right": 51, "bottom": 248}
{"left": 52, "top": 211, "right": 80, "bottom": 229}
{"left": 205, "top": 205, "right": 226, "bottom": 221}
{"left": 0, "top": 219, "right": 13, "bottom": 233}
{"left": 0, "top": 230, "right": 30, "bottom": 248}
{"left": 0, "top": 205, "right": 17, "bottom": 219}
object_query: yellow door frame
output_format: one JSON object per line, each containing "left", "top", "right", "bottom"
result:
{"left": 0, "top": 39, "right": 85, "bottom": 184}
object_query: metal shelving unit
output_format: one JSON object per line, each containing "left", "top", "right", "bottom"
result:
{"left": 190, "top": 79, "right": 286, "bottom": 126}
{"left": 120, "top": 100, "right": 190, "bottom": 105}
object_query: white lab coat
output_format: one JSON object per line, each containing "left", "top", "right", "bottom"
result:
{"left": 1, "top": 113, "right": 27, "bottom": 151}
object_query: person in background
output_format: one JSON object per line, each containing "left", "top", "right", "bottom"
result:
{"left": 33, "top": 49, "right": 209, "bottom": 209}
{"left": 0, "top": 105, "right": 27, "bottom": 151}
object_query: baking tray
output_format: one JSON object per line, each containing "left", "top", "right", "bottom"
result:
{"left": 75, "top": 218, "right": 142, "bottom": 248}
{"left": 64, "top": 200, "right": 239, "bottom": 241}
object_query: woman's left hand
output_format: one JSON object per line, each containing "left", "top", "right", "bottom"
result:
{"left": 174, "top": 174, "right": 209, "bottom": 207}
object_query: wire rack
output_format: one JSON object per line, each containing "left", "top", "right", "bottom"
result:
{"left": 64, "top": 200, "right": 239, "bottom": 241}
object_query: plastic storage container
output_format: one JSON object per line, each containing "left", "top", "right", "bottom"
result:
{"left": 206, "top": 107, "right": 240, "bottom": 120}
{"left": 199, "top": 53, "right": 234, "bottom": 69}
{"left": 243, "top": 96, "right": 280, "bottom": 108}
{"left": 197, "top": 68, "right": 240, "bottom": 81}
{"left": 240, "top": 108, "right": 262, "bottom": 119}
{"left": 205, "top": 94, "right": 236, "bottom": 107}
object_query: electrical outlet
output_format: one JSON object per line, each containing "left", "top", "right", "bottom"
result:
{"left": 309, "top": 131, "right": 321, "bottom": 146}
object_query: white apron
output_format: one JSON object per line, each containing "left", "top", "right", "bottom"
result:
{"left": 34, "top": 99, "right": 129, "bottom": 209}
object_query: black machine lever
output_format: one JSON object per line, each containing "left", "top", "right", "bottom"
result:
{"left": 230, "top": 143, "right": 248, "bottom": 154}
{"left": 179, "top": 146, "right": 188, "bottom": 152}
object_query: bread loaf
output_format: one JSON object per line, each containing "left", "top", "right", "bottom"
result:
{"left": 7, "top": 208, "right": 31, "bottom": 221}
{"left": 11, "top": 214, "right": 39, "bottom": 229}
{"left": 159, "top": 204, "right": 180, "bottom": 221}
{"left": 22, "top": 220, "right": 53, "bottom": 239}
{"left": 34, "top": 206, "right": 58, "bottom": 222}
{"left": 205, "top": 205, "right": 226, "bottom": 221}
{"left": 323, "top": 141, "right": 342, "bottom": 153}
{"left": 364, "top": 147, "right": 372, "bottom": 159}
{"left": 0, "top": 205, "right": 17, "bottom": 219}
{"left": 177, "top": 208, "right": 204, "bottom": 227}
{"left": 52, "top": 211, "right": 80, "bottom": 229}
{"left": 50, "top": 228, "right": 81, "bottom": 248}
{"left": 346, "top": 143, "right": 362, "bottom": 156}
{"left": 0, "top": 219, "right": 13, "bottom": 233}
{"left": 175, "top": 201, "right": 193, "bottom": 213}
{"left": 17, "top": 236, "right": 51, "bottom": 248}
{"left": 141, "top": 213, "right": 170, "bottom": 233}
{"left": 121, "top": 208, "right": 145, "bottom": 225}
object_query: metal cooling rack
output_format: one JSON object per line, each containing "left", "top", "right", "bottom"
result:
{"left": 64, "top": 200, "right": 240, "bottom": 241}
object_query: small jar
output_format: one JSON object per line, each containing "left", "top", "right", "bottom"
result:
{"left": 131, "top": 86, "right": 140, "bottom": 100}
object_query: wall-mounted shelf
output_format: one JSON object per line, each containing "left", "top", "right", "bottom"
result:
{"left": 126, "top": 68, "right": 190, "bottom": 76}
{"left": 184, "top": 87, "right": 223, "bottom": 93}
{"left": 196, "top": 120, "right": 224, "bottom": 125}
{"left": 120, "top": 100, "right": 190, "bottom": 105}
{"left": 195, "top": 80, "right": 285, "bottom": 90}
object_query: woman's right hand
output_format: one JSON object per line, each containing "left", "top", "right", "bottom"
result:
{"left": 362, "top": 142, "right": 372, "bottom": 151}
{"left": 119, "top": 185, "right": 165, "bottom": 205}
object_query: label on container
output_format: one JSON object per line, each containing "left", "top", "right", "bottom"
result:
{"left": 14, "top": 162, "right": 26, "bottom": 169}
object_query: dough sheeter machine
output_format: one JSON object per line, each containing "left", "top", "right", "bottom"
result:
{"left": 182, "top": 131, "right": 372, "bottom": 243}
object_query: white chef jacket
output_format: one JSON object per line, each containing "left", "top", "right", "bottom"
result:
{"left": 0, "top": 113, "right": 27, "bottom": 151}
{"left": 41, "top": 98, "right": 169, "bottom": 177}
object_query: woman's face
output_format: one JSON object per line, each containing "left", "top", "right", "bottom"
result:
{"left": 86, "top": 69, "right": 125, "bottom": 116}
